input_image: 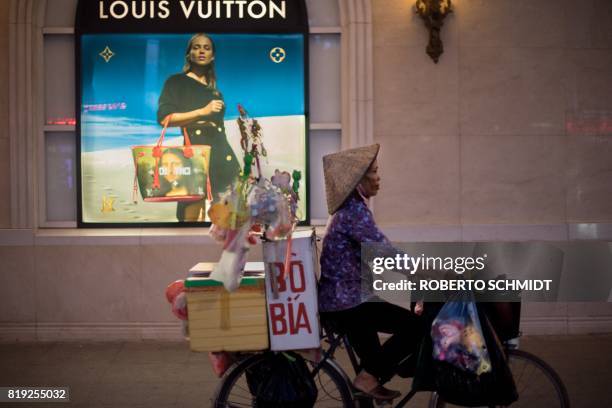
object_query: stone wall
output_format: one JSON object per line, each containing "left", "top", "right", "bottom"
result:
{"left": 0, "top": 1, "right": 11, "bottom": 227}
{"left": 372, "top": 0, "right": 612, "bottom": 229}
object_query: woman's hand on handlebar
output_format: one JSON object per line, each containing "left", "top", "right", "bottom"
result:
{"left": 414, "top": 300, "right": 424, "bottom": 316}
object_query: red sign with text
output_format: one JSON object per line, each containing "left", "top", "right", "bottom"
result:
{"left": 263, "top": 231, "right": 320, "bottom": 350}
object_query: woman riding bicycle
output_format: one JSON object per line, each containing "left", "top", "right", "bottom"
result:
{"left": 213, "top": 144, "right": 570, "bottom": 408}
{"left": 319, "top": 144, "right": 426, "bottom": 402}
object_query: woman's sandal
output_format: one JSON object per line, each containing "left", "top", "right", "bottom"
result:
{"left": 353, "top": 371, "right": 401, "bottom": 401}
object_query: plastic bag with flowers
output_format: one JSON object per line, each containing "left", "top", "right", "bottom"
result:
{"left": 207, "top": 105, "right": 301, "bottom": 291}
{"left": 431, "top": 292, "right": 492, "bottom": 375}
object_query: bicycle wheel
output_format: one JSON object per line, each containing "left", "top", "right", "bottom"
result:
{"left": 212, "top": 352, "right": 355, "bottom": 408}
{"left": 428, "top": 349, "right": 570, "bottom": 408}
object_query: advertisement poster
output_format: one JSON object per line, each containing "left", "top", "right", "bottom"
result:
{"left": 79, "top": 33, "right": 306, "bottom": 225}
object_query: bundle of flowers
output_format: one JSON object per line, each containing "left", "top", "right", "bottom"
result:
{"left": 207, "top": 105, "right": 301, "bottom": 291}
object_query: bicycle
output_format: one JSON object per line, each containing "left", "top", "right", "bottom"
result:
{"left": 212, "top": 317, "right": 570, "bottom": 408}
{"left": 428, "top": 341, "right": 570, "bottom": 408}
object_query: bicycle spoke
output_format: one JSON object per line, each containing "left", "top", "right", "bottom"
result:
{"left": 513, "top": 356, "right": 557, "bottom": 400}
{"left": 316, "top": 373, "right": 343, "bottom": 396}
{"left": 317, "top": 375, "right": 338, "bottom": 389}
{"left": 224, "top": 389, "right": 251, "bottom": 399}
{"left": 223, "top": 394, "right": 253, "bottom": 403}
{"left": 511, "top": 357, "right": 539, "bottom": 395}
{"left": 220, "top": 400, "right": 253, "bottom": 408}
{"left": 317, "top": 395, "right": 345, "bottom": 403}
{"left": 229, "top": 382, "right": 252, "bottom": 395}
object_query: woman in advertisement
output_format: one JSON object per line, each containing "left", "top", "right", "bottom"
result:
{"left": 318, "top": 144, "right": 425, "bottom": 401}
{"left": 157, "top": 33, "right": 240, "bottom": 221}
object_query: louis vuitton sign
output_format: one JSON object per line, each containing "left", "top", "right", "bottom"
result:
{"left": 98, "top": 0, "right": 287, "bottom": 20}
{"left": 78, "top": 0, "right": 306, "bottom": 33}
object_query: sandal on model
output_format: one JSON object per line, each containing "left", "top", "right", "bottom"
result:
{"left": 352, "top": 370, "right": 401, "bottom": 401}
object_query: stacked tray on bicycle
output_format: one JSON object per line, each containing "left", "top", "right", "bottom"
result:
{"left": 185, "top": 267, "right": 269, "bottom": 352}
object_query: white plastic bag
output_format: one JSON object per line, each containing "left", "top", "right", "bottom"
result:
{"left": 210, "top": 222, "right": 251, "bottom": 292}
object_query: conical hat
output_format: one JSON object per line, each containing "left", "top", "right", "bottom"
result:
{"left": 323, "top": 144, "right": 380, "bottom": 215}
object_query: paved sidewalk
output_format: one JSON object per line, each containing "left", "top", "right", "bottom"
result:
{"left": 0, "top": 334, "right": 610, "bottom": 407}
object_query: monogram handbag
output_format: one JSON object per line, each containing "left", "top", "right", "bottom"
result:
{"left": 132, "top": 115, "right": 212, "bottom": 203}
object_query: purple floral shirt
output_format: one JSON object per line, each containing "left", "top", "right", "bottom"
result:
{"left": 319, "top": 193, "right": 392, "bottom": 312}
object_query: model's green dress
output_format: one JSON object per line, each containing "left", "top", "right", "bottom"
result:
{"left": 157, "top": 74, "right": 240, "bottom": 220}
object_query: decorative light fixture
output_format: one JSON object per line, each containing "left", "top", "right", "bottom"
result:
{"left": 415, "top": 0, "right": 453, "bottom": 63}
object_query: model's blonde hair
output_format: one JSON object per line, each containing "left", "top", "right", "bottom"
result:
{"left": 182, "top": 33, "right": 217, "bottom": 89}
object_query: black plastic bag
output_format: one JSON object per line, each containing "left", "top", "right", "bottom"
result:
{"left": 247, "top": 352, "right": 318, "bottom": 408}
{"left": 412, "top": 300, "right": 518, "bottom": 407}
{"left": 432, "top": 310, "right": 518, "bottom": 407}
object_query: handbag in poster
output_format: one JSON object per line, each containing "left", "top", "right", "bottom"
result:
{"left": 132, "top": 115, "right": 211, "bottom": 203}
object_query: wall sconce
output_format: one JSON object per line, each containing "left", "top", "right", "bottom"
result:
{"left": 415, "top": 0, "right": 453, "bottom": 63}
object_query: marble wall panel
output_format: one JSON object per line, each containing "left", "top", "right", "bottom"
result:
{"left": 0, "top": 3, "right": 9, "bottom": 228}
{"left": 375, "top": 134, "right": 461, "bottom": 225}
{"left": 587, "top": 0, "right": 612, "bottom": 49}
{"left": 522, "top": 302, "right": 568, "bottom": 317}
{"left": 557, "top": 241, "right": 612, "bottom": 302}
{"left": 566, "top": 135, "right": 612, "bottom": 222}
{"left": 34, "top": 246, "right": 141, "bottom": 322}
{"left": 461, "top": 134, "right": 566, "bottom": 224}
{"left": 373, "top": 46, "right": 459, "bottom": 137}
{"left": 372, "top": 0, "right": 414, "bottom": 24}
{"left": 564, "top": 0, "right": 592, "bottom": 49}
{"left": 564, "top": 0, "right": 612, "bottom": 49}
{"left": 461, "top": 224, "right": 568, "bottom": 241}
{"left": 567, "top": 303, "right": 612, "bottom": 317}
{"left": 459, "top": 0, "right": 565, "bottom": 48}
{"left": 139, "top": 243, "right": 222, "bottom": 322}
{"left": 0, "top": 139, "right": 11, "bottom": 227}
{"left": 372, "top": 0, "right": 426, "bottom": 49}
{"left": 459, "top": 47, "right": 566, "bottom": 136}
{"left": 44, "top": 0, "right": 78, "bottom": 27}
{"left": 0, "top": 247, "right": 36, "bottom": 322}
{"left": 564, "top": 50, "right": 612, "bottom": 113}
{"left": 0, "top": 0, "right": 8, "bottom": 138}
{"left": 569, "top": 223, "right": 612, "bottom": 240}
{"left": 373, "top": 1, "right": 459, "bottom": 137}
{"left": 372, "top": 0, "right": 611, "bottom": 228}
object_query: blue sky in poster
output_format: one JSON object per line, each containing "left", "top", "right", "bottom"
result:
{"left": 80, "top": 33, "right": 305, "bottom": 152}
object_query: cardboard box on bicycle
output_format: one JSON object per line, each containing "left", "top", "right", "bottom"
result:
{"left": 185, "top": 270, "right": 268, "bottom": 352}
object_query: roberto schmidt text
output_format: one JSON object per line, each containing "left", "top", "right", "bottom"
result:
{"left": 373, "top": 279, "right": 553, "bottom": 292}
